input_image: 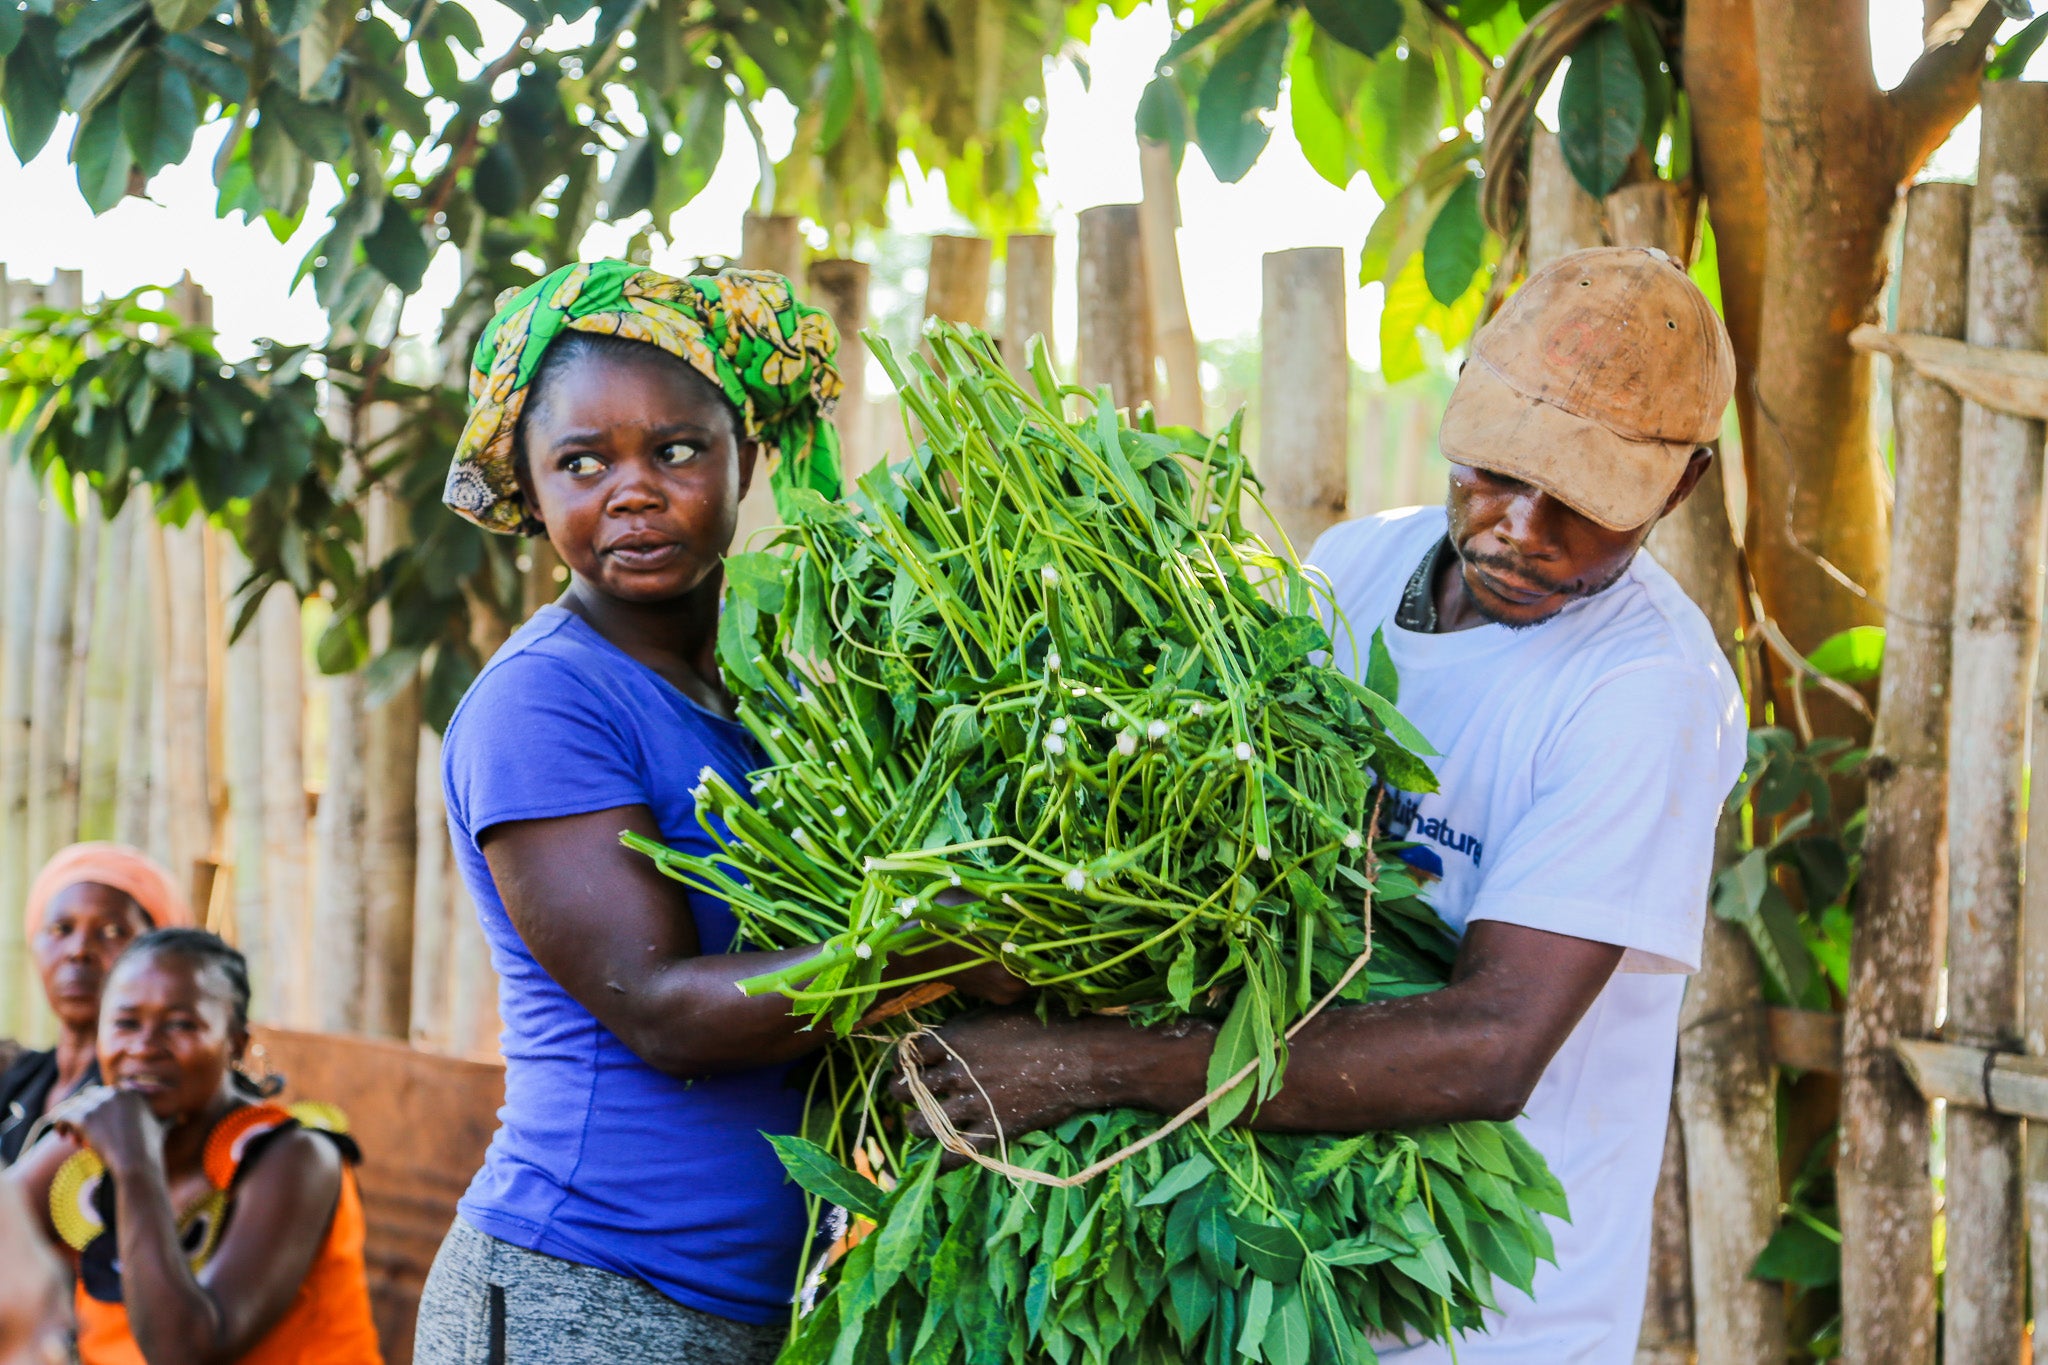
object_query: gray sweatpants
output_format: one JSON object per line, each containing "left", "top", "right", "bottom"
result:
{"left": 413, "top": 1217, "right": 786, "bottom": 1365}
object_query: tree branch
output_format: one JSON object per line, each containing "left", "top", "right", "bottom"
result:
{"left": 1890, "top": 0, "right": 2004, "bottom": 176}
{"left": 1419, "top": 0, "right": 1491, "bottom": 67}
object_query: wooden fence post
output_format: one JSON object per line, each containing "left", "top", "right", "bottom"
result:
{"left": 808, "top": 258, "right": 872, "bottom": 478}
{"left": 1002, "top": 234, "right": 1057, "bottom": 385}
{"left": 1258, "top": 248, "right": 1348, "bottom": 554}
{"left": 1839, "top": 179, "right": 1968, "bottom": 1365}
{"left": 363, "top": 404, "right": 419, "bottom": 1041}
{"left": 1942, "top": 78, "right": 2048, "bottom": 1365}
{"left": 24, "top": 475, "right": 78, "bottom": 884}
{"left": 924, "top": 235, "right": 992, "bottom": 329}
{"left": 1604, "top": 174, "right": 1789, "bottom": 1365}
{"left": 78, "top": 498, "right": 137, "bottom": 841}
{"left": 0, "top": 409, "right": 36, "bottom": 1037}
{"left": 113, "top": 512, "right": 156, "bottom": 852}
{"left": 160, "top": 277, "right": 217, "bottom": 914}
{"left": 312, "top": 663, "right": 368, "bottom": 1033}
{"left": 1139, "top": 142, "right": 1201, "bottom": 427}
{"left": 741, "top": 212, "right": 806, "bottom": 284}
{"left": 220, "top": 542, "right": 270, "bottom": 1004}
{"left": 1076, "top": 206, "right": 1154, "bottom": 412}
{"left": 410, "top": 727, "right": 451, "bottom": 1050}
{"left": 257, "top": 584, "right": 308, "bottom": 1026}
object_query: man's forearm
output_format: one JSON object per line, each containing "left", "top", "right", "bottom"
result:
{"left": 1090, "top": 984, "right": 1546, "bottom": 1132}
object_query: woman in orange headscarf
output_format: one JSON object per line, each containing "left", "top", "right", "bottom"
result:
{"left": 2, "top": 844, "right": 194, "bottom": 1166}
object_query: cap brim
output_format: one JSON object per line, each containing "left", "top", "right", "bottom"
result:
{"left": 1439, "top": 358, "right": 1696, "bottom": 533}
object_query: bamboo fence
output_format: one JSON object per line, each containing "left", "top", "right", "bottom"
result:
{"left": 27, "top": 165, "right": 2028, "bottom": 1362}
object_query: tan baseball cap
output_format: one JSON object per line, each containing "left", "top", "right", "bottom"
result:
{"left": 1438, "top": 245, "right": 1735, "bottom": 532}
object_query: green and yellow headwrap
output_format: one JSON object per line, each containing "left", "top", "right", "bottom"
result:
{"left": 443, "top": 259, "right": 844, "bottom": 534}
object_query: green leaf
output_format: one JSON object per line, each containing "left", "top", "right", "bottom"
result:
{"left": 604, "top": 136, "right": 655, "bottom": 221}
{"left": 120, "top": 54, "right": 201, "bottom": 179}
{"left": 1228, "top": 1215, "right": 1306, "bottom": 1282}
{"left": 472, "top": 138, "right": 527, "bottom": 218}
{"left": 145, "top": 343, "right": 196, "bottom": 394}
{"left": 1339, "top": 671, "right": 1436, "bottom": 756}
{"left": 1194, "top": 14, "right": 1291, "bottom": 185}
{"left": 1250, "top": 615, "right": 1330, "bottom": 683}
{"left": 1990, "top": 14, "right": 2048, "bottom": 79}
{"left": 765, "top": 1133, "right": 888, "bottom": 1222}
{"left": 1235, "top": 1276, "right": 1274, "bottom": 1356}
{"left": 423, "top": 645, "right": 479, "bottom": 732}
{"left": 70, "top": 102, "right": 135, "bottom": 215}
{"left": 1354, "top": 41, "right": 1442, "bottom": 199}
{"left": 55, "top": 0, "right": 146, "bottom": 62}
{"left": 655, "top": 78, "right": 727, "bottom": 216}
{"left": 0, "top": 6, "right": 22, "bottom": 58}
{"left": 1421, "top": 174, "right": 1483, "bottom": 306}
{"left": 1805, "top": 625, "right": 1883, "bottom": 685}
{"left": 1135, "top": 73, "right": 1190, "bottom": 170}
{"left": 1135, "top": 1154, "right": 1215, "bottom": 1207}
{"left": 314, "top": 611, "right": 368, "bottom": 675}
{"left": 1557, "top": 20, "right": 1645, "bottom": 198}
{"left": 871, "top": 1154, "right": 938, "bottom": 1290}
{"left": 725, "top": 551, "right": 790, "bottom": 614}
{"left": 1166, "top": 938, "right": 1197, "bottom": 1012}
{"left": 1205, "top": 980, "right": 1266, "bottom": 1130}
{"left": 1304, "top": 0, "right": 1400, "bottom": 58}
{"left": 1365, "top": 626, "right": 1398, "bottom": 703}
{"left": 149, "top": 0, "right": 220, "bottom": 33}
{"left": 1287, "top": 22, "right": 1352, "bottom": 186}
{"left": 1751, "top": 1216, "right": 1841, "bottom": 1288}
{"left": 1265, "top": 1281, "right": 1313, "bottom": 1365}
{"left": 362, "top": 199, "right": 432, "bottom": 293}
{"left": 363, "top": 644, "right": 425, "bottom": 709}
{"left": 249, "top": 112, "right": 310, "bottom": 218}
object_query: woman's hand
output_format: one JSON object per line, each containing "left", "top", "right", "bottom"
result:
{"left": 47, "top": 1086, "right": 163, "bottom": 1175}
{"left": 886, "top": 1010, "right": 1114, "bottom": 1148}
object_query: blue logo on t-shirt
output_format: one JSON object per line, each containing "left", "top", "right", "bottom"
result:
{"left": 1385, "top": 791, "right": 1483, "bottom": 870}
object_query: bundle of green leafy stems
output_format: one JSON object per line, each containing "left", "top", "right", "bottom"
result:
{"left": 627, "top": 320, "right": 1566, "bottom": 1364}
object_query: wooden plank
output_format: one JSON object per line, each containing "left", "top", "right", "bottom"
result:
{"left": 251, "top": 1027, "right": 503, "bottom": 1365}
{"left": 1767, "top": 1007, "right": 1843, "bottom": 1074}
{"left": 1258, "top": 247, "right": 1348, "bottom": 554}
{"left": 1895, "top": 1038, "right": 2048, "bottom": 1122}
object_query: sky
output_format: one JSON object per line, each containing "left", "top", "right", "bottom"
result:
{"left": 0, "top": 0, "right": 2006, "bottom": 375}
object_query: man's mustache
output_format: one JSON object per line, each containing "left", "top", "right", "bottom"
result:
{"left": 1460, "top": 549, "right": 1575, "bottom": 597}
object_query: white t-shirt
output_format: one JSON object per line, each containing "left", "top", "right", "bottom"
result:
{"left": 1307, "top": 507, "right": 1745, "bottom": 1365}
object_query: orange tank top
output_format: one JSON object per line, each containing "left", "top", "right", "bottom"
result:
{"left": 66, "top": 1103, "right": 384, "bottom": 1365}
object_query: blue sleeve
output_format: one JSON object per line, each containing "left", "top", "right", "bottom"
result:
{"left": 443, "top": 650, "right": 650, "bottom": 839}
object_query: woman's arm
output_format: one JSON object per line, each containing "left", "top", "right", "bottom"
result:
{"left": 890, "top": 921, "right": 1622, "bottom": 1139}
{"left": 47, "top": 1089, "right": 340, "bottom": 1365}
{"left": 483, "top": 804, "right": 1020, "bottom": 1077}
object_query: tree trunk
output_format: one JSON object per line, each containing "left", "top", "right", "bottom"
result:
{"left": 1002, "top": 234, "right": 1058, "bottom": 385}
{"left": 257, "top": 586, "right": 309, "bottom": 1027}
{"left": 1527, "top": 127, "right": 1604, "bottom": 264}
{"left": 1840, "top": 179, "right": 1968, "bottom": 1365}
{"left": 924, "top": 234, "right": 992, "bottom": 328}
{"left": 1942, "top": 79, "right": 2048, "bottom": 1365}
{"left": 363, "top": 473, "right": 420, "bottom": 1041}
{"left": 808, "top": 258, "right": 872, "bottom": 477}
{"left": 1139, "top": 141, "right": 1202, "bottom": 427}
{"left": 1635, "top": 1097, "right": 1694, "bottom": 1365}
{"left": 1258, "top": 248, "right": 1348, "bottom": 555}
{"left": 1076, "top": 205, "right": 1155, "bottom": 413}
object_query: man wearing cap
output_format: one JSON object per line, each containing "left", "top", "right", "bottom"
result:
{"left": 893, "top": 246, "right": 1746, "bottom": 1362}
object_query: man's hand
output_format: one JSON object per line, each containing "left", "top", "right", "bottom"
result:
{"left": 47, "top": 1086, "right": 164, "bottom": 1175}
{"left": 887, "top": 921, "right": 1624, "bottom": 1141}
{"left": 888, "top": 1011, "right": 1116, "bottom": 1147}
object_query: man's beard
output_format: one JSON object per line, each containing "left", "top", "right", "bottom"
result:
{"left": 1459, "top": 552, "right": 1632, "bottom": 630}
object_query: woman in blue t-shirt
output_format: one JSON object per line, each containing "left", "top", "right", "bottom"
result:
{"left": 413, "top": 262, "right": 1019, "bottom": 1364}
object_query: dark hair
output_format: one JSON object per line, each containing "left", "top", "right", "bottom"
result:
{"left": 114, "top": 929, "right": 283, "bottom": 1097}
{"left": 509, "top": 330, "right": 741, "bottom": 494}
{"left": 117, "top": 928, "right": 252, "bottom": 1033}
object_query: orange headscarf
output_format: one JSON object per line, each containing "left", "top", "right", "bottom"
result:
{"left": 24, "top": 843, "right": 195, "bottom": 941}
